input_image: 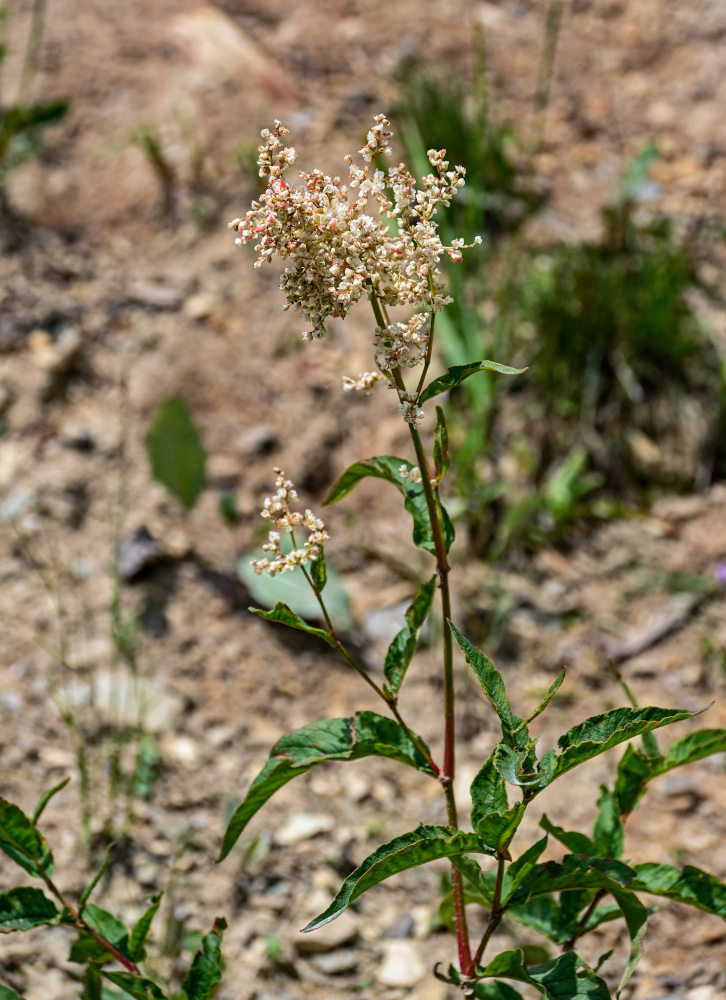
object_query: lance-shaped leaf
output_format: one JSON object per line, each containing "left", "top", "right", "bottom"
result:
{"left": 519, "top": 669, "right": 566, "bottom": 730}
{"left": 531, "top": 706, "right": 697, "bottom": 796}
{"left": 383, "top": 576, "right": 437, "bottom": 696}
{"left": 419, "top": 361, "right": 528, "bottom": 404}
{"left": 433, "top": 406, "right": 449, "bottom": 484}
{"left": 615, "top": 728, "right": 726, "bottom": 816}
{"left": 102, "top": 972, "right": 166, "bottom": 1000}
{"left": 219, "top": 712, "right": 435, "bottom": 861}
{"left": 507, "top": 894, "right": 620, "bottom": 946}
{"left": 475, "top": 948, "right": 610, "bottom": 999}
{"left": 79, "top": 843, "right": 114, "bottom": 912}
{"left": 32, "top": 777, "right": 70, "bottom": 825}
{"left": 503, "top": 836, "right": 549, "bottom": 902}
{"left": 539, "top": 815, "right": 599, "bottom": 858}
{"left": 593, "top": 787, "right": 624, "bottom": 860}
{"left": 310, "top": 551, "right": 327, "bottom": 592}
{"left": 509, "top": 855, "right": 639, "bottom": 906}
{"left": 0, "top": 799, "right": 53, "bottom": 879}
{"left": 0, "top": 887, "right": 58, "bottom": 931}
{"left": 472, "top": 981, "right": 526, "bottom": 1000}
{"left": 611, "top": 890, "right": 647, "bottom": 997}
{"left": 470, "top": 759, "right": 525, "bottom": 851}
{"left": 303, "top": 825, "right": 494, "bottom": 932}
{"left": 145, "top": 396, "right": 206, "bottom": 510}
{"left": 631, "top": 862, "right": 726, "bottom": 917}
{"left": 249, "top": 603, "right": 335, "bottom": 647}
{"left": 450, "top": 623, "right": 515, "bottom": 735}
{"left": 323, "top": 456, "right": 455, "bottom": 554}
{"left": 182, "top": 917, "right": 226, "bottom": 1000}
{"left": 129, "top": 894, "right": 162, "bottom": 962}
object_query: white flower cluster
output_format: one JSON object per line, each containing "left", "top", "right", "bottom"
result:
{"left": 250, "top": 469, "right": 328, "bottom": 577}
{"left": 342, "top": 371, "right": 386, "bottom": 393}
{"left": 230, "top": 116, "right": 480, "bottom": 425}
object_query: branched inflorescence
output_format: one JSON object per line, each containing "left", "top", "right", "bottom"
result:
{"left": 229, "top": 115, "right": 480, "bottom": 425}
{"left": 250, "top": 468, "right": 328, "bottom": 577}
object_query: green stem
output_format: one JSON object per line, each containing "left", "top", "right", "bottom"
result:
{"left": 299, "top": 561, "right": 441, "bottom": 778}
{"left": 368, "top": 286, "right": 472, "bottom": 973}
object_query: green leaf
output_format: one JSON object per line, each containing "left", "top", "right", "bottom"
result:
{"left": 521, "top": 669, "right": 566, "bottom": 728}
{"left": 129, "top": 894, "right": 162, "bottom": 962}
{"left": 182, "top": 917, "right": 226, "bottom": 1000}
{"left": 0, "top": 798, "right": 54, "bottom": 878}
{"left": 0, "top": 985, "right": 26, "bottom": 999}
{"left": 383, "top": 576, "right": 437, "bottom": 696}
{"left": 615, "top": 727, "right": 726, "bottom": 817}
{"left": 470, "top": 759, "right": 525, "bottom": 851}
{"left": 249, "top": 602, "right": 335, "bottom": 647}
{"left": 539, "top": 815, "right": 599, "bottom": 858}
{"left": 476, "top": 948, "right": 610, "bottom": 999}
{"left": 593, "top": 787, "right": 623, "bottom": 859}
{"left": 0, "top": 887, "right": 58, "bottom": 930}
{"left": 101, "top": 973, "right": 166, "bottom": 1000}
{"left": 419, "top": 360, "right": 528, "bottom": 404}
{"left": 494, "top": 744, "right": 541, "bottom": 788}
{"left": 80, "top": 843, "right": 114, "bottom": 911}
{"left": 450, "top": 623, "right": 515, "bottom": 734}
{"left": 531, "top": 706, "right": 696, "bottom": 795}
{"left": 433, "top": 406, "right": 449, "bottom": 484}
{"left": 145, "top": 396, "right": 206, "bottom": 509}
{"left": 450, "top": 854, "right": 497, "bottom": 906}
{"left": 310, "top": 551, "right": 326, "bottom": 592}
{"left": 302, "top": 825, "right": 494, "bottom": 932}
{"left": 503, "top": 836, "right": 549, "bottom": 901}
{"left": 32, "top": 777, "right": 70, "bottom": 824}
{"left": 218, "top": 712, "right": 436, "bottom": 861}
{"left": 611, "top": 890, "right": 647, "bottom": 997}
{"left": 323, "top": 456, "right": 455, "bottom": 554}
{"left": 472, "top": 982, "right": 525, "bottom": 1000}
{"left": 632, "top": 862, "right": 726, "bottom": 917}
{"left": 69, "top": 904, "right": 130, "bottom": 966}
{"left": 82, "top": 966, "right": 102, "bottom": 1000}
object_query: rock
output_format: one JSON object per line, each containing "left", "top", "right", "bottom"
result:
{"left": 125, "top": 280, "right": 183, "bottom": 311}
{"left": 294, "top": 910, "right": 359, "bottom": 955}
{"left": 307, "top": 947, "right": 359, "bottom": 975}
{"left": 118, "top": 526, "right": 166, "bottom": 580}
{"left": 183, "top": 291, "right": 216, "bottom": 321}
{"left": 275, "top": 812, "right": 334, "bottom": 846}
{"left": 377, "top": 939, "right": 427, "bottom": 988}
{"left": 237, "top": 424, "right": 278, "bottom": 458}
{"left": 382, "top": 912, "right": 415, "bottom": 939}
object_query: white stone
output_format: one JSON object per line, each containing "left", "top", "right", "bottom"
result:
{"left": 377, "top": 939, "right": 427, "bottom": 988}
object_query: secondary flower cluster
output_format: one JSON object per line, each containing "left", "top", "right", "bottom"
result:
{"left": 229, "top": 115, "right": 480, "bottom": 425}
{"left": 250, "top": 469, "right": 328, "bottom": 577}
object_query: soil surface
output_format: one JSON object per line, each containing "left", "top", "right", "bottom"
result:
{"left": 2, "top": 2, "right": 726, "bottom": 999}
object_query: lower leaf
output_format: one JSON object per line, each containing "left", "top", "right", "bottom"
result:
{"left": 302, "top": 825, "right": 494, "bottom": 932}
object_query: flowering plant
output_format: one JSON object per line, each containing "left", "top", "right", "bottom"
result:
{"left": 219, "top": 117, "right": 726, "bottom": 998}
{"left": 1, "top": 115, "right": 725, "bottom": 1000}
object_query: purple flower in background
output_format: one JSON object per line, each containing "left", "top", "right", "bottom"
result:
{"left": 716, "top": 563, "right": 726, "bottom": 586}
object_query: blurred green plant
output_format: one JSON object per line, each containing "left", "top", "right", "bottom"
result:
{"left": 0, "top": 786, "right": 225, "bottom": 999}
{"left": 0, "top": 2, "right": 69, "bottom": 219}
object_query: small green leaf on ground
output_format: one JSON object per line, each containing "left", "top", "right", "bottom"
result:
{"left": 145, "top": 396, "right": 206, "bottom": 509}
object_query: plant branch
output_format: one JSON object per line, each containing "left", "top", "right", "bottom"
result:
{"left": 41, "top": 873, "right": 140, "bottom": 974}
{"left": 563, "top": 888, "right": 607, "bottom": 952}
{"left": 473, "top": 855, "right": 506, "bottom": 968}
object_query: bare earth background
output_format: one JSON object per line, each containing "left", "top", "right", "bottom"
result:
{"left": 2, "top": 2, "right": 726, "bottom": 999}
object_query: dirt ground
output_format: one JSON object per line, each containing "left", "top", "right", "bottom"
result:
{"left": 2, "top": 1, "right": 726, "bottom": 998}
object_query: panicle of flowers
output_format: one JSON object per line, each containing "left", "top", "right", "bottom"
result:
{"left": 228, "top": 116, "right": 480, "bottom": 344}
{"left": 250, "top": 468, "right": 328, "bottom": 577}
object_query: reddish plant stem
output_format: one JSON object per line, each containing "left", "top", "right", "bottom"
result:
{"left": 42, "top": 873, "right": 140, "bottom": 974}
{"left": 473, "top": 856, "right": 506, "bottom": 968}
